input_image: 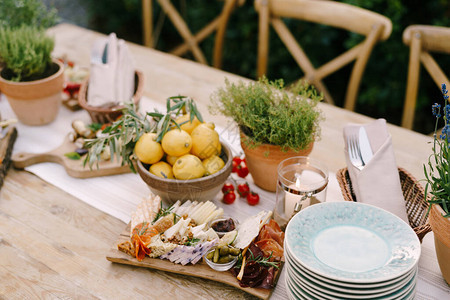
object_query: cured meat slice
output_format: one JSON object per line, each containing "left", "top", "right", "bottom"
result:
{"left": 255, "top": 239, "right": 284, "bottom": 261}
{"left": 257, "top": 219, "right": 284, "bottom": 247}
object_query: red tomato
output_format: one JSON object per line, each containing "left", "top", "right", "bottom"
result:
{"left": 232, "top": 160, "right": 239, "bottom": 173}
{"left": 67, "top": 61, "right": 75, "bottom": 68}
{"left": 223, "top": 191, "right": 236, "bottom": 204}
{"left": 232, "top": 156, "right": 242, "bottom": 164}
{"left": 231, "top": 157, "right": 242, "bottom": 173}
{"left": 221, "top": 183, "right": 235, "bottom": 194}
{"left": 237, "top": 162, "right": 249, "bottom": 178}
{"left": 247, "top": 192, "right": 260, "bottom": 205}
{"left": 237, "top": 182, "right": 250, "bottom": 197}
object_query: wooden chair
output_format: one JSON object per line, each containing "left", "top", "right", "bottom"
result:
{"left": 402, "top": 25, "right": 450, "bottom": 129}
{"left": 254, "top": 0, "right": 392, "bottom": 109}
{"left": 141, "top": 0, "right": 244, "bottom": 68}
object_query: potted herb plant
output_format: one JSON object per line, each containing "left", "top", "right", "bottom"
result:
{"left": 0, "top": 1, "right": 62, "bottom": 126}
{"left": 424, "top": 83, "right": 450, "bottom": 285}
{"left": 209, "top": 77, "right": 323, "bottom": 192}
{"left": 0, "top": 25, "right": 63, "bottom": 125}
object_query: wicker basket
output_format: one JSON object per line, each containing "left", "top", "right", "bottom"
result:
{"left": 78, "top": 69, "right": 144, "bottom": 124}
{"left": 336, "top": 167, "right": 432, "bottom": 242}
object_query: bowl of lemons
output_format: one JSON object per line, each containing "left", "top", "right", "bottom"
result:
{"left": 135, "top": 119, "right": 233, "bottom": 204}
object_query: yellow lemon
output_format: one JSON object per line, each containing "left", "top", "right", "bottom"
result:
{"left": 191, "top": 122, "right": 221, "bottom": 160}
{"left": 161, "top": 129, "right": 192, "bottom": 157}
{"left": 165, "top": 154, "right": 179, "bottom": 166}
{"left": 134, "top": 132, "right": 164, "bottom": 164}
{"left": 202, "top": 155, "right": 225, "bottom": 176}
{"left": 172, "top": 154, "right": 206, "bottom": 180}
{"left": 150, "top": 161, "right": 174, "bottom": 179}
{"left": 175, "top": 114, "right": 202, "bottom": 134}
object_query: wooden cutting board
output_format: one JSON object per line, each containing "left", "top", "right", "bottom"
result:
{"left": 0, "top": 126, "right": 18, "bottom": 189}
{"left": 12, "top": 134, "right": 131, "bottom": 178}
{"left": 106, "top": 224, "right": 283, "bottom": 300}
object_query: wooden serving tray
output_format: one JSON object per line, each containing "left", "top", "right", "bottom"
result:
{"left": 12, "top": 134, "right": 130, "bottom": 178}
{"left": 106, "top": 224, "right": 283, "bottom": 300}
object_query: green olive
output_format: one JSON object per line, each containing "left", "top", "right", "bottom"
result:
{"left": 206, "top": 251, "right": 214, "bottom": 260}
{"left": 229, "top": 247, "right": 240, "bottom": 256}
{"left": 219, "top": 246, "right": 229, "bottom": 256}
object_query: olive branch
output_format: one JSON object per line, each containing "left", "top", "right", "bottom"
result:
{"left": 83, "top": 96, "right": 203, "bottom": 173}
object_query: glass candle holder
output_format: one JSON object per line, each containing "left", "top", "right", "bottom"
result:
{"left": 274, "top": 156, "right": 328, "bottom": 230}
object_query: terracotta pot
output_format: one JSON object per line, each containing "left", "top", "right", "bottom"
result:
{"left": 240, "top": 134, "right": 314, "bottom": 192}
{"left": 0, "top": 59, "right": 64, "bottom": 126}
{"left": 78, "top": 70, "right": 144, "bottom": 124}
{"left": 429, "top": 204, "right": 450, "bottom": 284}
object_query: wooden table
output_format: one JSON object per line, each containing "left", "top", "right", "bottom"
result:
{"left": 0, "top": 23, "right": 448, "bottom": 299}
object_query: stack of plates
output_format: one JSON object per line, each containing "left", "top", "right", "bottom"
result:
{"left": 284, "top": 202, "right": 421, "bottom": 300}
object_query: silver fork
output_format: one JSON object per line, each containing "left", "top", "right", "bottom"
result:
{"left": 347, "top": 134, "right": 365, "bottom": 170}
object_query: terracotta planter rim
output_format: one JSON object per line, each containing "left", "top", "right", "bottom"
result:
{"left": 239, "top": 131, "right": 315, "bottom": 153}
{"left": 0, "top": 59, "right": 64, "bottom": 100}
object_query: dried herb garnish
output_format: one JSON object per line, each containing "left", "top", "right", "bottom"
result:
{"left": 235, "top": 248, "right": 280, "bottom": 270}
{"left": 184, "top": 237, "right": 200, "bottom": 246}
{"left": 152, "top": 205, "right": 178, "bottom": 224}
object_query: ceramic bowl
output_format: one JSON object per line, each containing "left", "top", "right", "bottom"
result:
{"left": 203, "top": 249, "right": 238, "bottom": 272}
{"left": 78, "top": 69, "right": 144, "bottom": 124}
{"left": 208, "top": 217, "right": 239, "bottom": 237}
{"left": 136, "top": 142, "right": 232, "bottom": 204}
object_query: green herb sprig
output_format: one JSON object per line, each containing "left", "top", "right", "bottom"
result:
{"left": 152, "top": 205, "right": 180, "bottom": 224}
{"left": 184, "top": 237, "right": 200, "bottom": 246}
{"left": 235, "top": 248, "right": 280, "bottom": 270}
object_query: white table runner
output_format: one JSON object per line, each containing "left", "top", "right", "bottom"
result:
{"left": 1, "top": 95, "right": 448, "bottom": 299}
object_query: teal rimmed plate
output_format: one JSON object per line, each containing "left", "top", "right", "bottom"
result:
{"left": 285, "top": 202, "right": 420, "bottom": 283}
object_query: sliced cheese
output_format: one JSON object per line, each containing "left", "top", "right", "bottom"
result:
{"left": 233, "top": 211, "right": 268, "bottom": 249}
{"left": 204, "top": 227, "right": 219, "bottom": 241}
{"left": 191, "top": 223, "right": 206, "bottom": 236}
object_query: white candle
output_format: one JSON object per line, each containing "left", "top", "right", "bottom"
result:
{"left": 283, "top": 170, "right": 327, "bottom": 217}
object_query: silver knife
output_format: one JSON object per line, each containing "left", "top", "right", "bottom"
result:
{"left": 359, "top": 127, "right": 373, "bottom": 165}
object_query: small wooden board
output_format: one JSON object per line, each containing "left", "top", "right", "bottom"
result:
{"left": 12, "top": 134, "right": 130, "bottom": 178}
{"left": 0, "top": 126, "right": 18, "bottom": 189}
{"left": 106, "top": 224, "right": 283, "bottom": 300}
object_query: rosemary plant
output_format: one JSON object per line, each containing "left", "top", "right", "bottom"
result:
{"left": 424, "top": 84, "right": 450, "bottom": 217}
{"left": 83, "top": 96, "right": 203, "bottom": 172}
{"left": 209, "top": 77, "right": 323, "bottom": 151}
{"left": 0, "top": 25, "right": 55, "bottom": 82}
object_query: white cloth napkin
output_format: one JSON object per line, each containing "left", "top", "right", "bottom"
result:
{"left": 87, "top": 33, "right": 135, "bottom": 107}
{"left": 344, "top": 119, "right": 409, "bottom": 223}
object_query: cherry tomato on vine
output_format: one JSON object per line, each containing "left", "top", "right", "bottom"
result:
{"left": 247, "top": 192, "right": 260, "bottom": 206}
{"left": 232, "top": 157, "right": 242, "bottom": 164}
{"left": 237, "top": 162, "right": 249, "bottom": 178}
{"left": 221, "top": 182, "right": 235, "bottom": 194}
{"left": 223, "top": 191, "right": 236, "bottom": 204}
{"left": 231, "top": 157, "right": 242, "bottom": 173}
{"left": 237, "top": 182, "right": 250, "bottom": 197}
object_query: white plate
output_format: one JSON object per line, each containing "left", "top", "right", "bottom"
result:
{"left": 286, "top": 262, "right": 417, "bottom": 299}
{"left": 285, "top": 202, "right": 421, "bottom": 283}
{"left": 285, "top": 248, "right": 417, "bottom": 290}
{"left": 286, "top": 266, "right": 417, "bottom": 300}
